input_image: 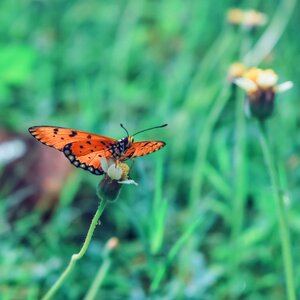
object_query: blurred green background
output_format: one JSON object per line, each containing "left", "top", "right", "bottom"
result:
{"left": 0, "top": 0, "right": 299, "bottom": 299}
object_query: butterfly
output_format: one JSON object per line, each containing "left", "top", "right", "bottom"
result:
{"left": 28, "top": 124, "right": 167, "bottom": 175}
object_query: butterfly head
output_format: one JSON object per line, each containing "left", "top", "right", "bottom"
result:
{"left": 128, "top": 136, "right": 134, "bottom": 144}
{"left": 119, "top": 124, "right": 135, "bottom": 148}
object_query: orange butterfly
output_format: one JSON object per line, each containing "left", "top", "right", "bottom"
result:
{"left": 28, "top": 124, "right": 167, "bottom": 175}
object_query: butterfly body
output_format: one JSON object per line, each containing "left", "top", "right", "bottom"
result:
{"left": 108, "top": 136, "right": 134, "bottom": 159}
{"left": 28, "top": 126, "right": 166, "bottom": 176}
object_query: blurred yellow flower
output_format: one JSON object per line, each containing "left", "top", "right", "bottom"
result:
{"left": 235, "top": 68, "right": 293, "bottom": 95}
{"left": 234, "top": 68, "right": 293, "bottom": 119}
{"left": 227, "top": 8, "right": 244, "bottom": 25}
{"left": 227, "top": 8, "right": 267, "bottom": 28}
{"left": 243, "top": 10, "right": 267, "bottom": 28}
{"left": 228, "top": 62, "right": 247, "bottom": 82}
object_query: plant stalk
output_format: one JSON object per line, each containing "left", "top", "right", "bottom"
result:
{"left": 84, "top": 254, "right": 112, "bottom": 300}
{"left": 42, "top": 199, "right": 108, "bottom": 300}
{"left": 258, "top": 121, "right": 295, "bottom": 300}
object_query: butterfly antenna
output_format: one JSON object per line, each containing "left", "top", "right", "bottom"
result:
{"left": 132, "top": 124, "right": 168, "bottom": 137}
{"left": 120, "top": 124, "right": 129, "bottom": 137}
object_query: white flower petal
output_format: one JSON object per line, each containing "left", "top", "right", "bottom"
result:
{"left": 118, "top": 179, "right": 138, "bottom": 186}
{"left": 234, "top": 78, "right": 257, "bottom": 93}
{"left": 275, "top": 81, "right": 293, "bottom": 93}
{"left": 107, "top": 164, "right": 122, "bottom": 180}
{"left": 100, "top": 158, "right": 109, "bottom": 172}
{"left": 100, "top": 158, "right": 116, "bottom": 172}
{"left": 257, "top": 72, "right": 278, "bottom": 89}
{"left": 107, "top": 159, "right": 116, "bottom": 166}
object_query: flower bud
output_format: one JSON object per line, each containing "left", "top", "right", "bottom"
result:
{"left": 105, "top": 237, "right": 119, "bottom": 252}
{"left": 96, "top": 176, "right": 122, "bottom": 202}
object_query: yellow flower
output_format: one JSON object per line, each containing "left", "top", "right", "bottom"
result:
{"left": 235, "top": 68, "right": 293, "bottom": 94}
{"left": 227, "top": 8, "right": 244, "bottom": 25}
{"left": 242, "top": 10, "right": 267, "bottom": 28}
{"left": 227, "top": 8, "right": 267, "bottom": 29}
{"left": 228, "top": 62, "right": 247, "bottom": 82}
{"left": 234, "top": 68, "right": 293, "bottom": 120}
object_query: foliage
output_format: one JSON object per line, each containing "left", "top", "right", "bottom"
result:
{"left": 0, "top": 0, "right": 299, "bottom": 299}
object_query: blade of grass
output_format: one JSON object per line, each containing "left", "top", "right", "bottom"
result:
{"left": 149, "top": 216, "right": 203, "bottom": 293}
{"left": 188, "top": 84, "right": 231, "bottom": 210}
{"left": 150, "top": 154, "right": 168, "bottom": 255}
{"left": 203, "top": 162, "right": 231, "bottom": 199}
{"left": 243, "top": 0, "right": 296, "bottom": 65}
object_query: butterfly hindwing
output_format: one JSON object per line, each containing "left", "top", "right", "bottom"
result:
{"left": 124, "top": 141, "right": 166, "bottom": 159}
{"left": 63, "top": 140, "right": 114, "bottom": 175}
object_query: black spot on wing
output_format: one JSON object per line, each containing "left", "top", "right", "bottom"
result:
{"left": 69, "top": 130, "right": 77, "bottom": 137}
{"left": 142, "top": 142, "right": 150, "bottom": 147}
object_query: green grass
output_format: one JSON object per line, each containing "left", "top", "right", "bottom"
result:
{"left": 1, "top": 0, "right": 300, "bottom": 299}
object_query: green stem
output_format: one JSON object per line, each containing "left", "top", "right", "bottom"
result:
{"left": 230, "top": 93, "right": 247, "bottom": 296}
{"left": 258, "top": 122, "right": 295, "bottom": 300}
{"left": 84, "top": 253, "right": 112, "bottom": 300}
{"left": 42, "top": 199, "right": 108, "bottom": 300}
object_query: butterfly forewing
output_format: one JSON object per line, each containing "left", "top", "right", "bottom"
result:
{"left": 28, "top": 126, "right": 117, "bottom": 151}
{"left": 124, "top": 141, "right": 166, "bottom": 159}
{"left": 29, "top": 126, "right": 118, "bottom": 175}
